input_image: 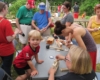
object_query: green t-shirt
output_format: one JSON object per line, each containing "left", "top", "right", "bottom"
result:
{"left": 16, "top": 6, "right": 33, "bottom": 24}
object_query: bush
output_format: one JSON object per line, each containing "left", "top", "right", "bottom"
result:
{"left": 80, "top": 0, "right": 99, "bottom": 16}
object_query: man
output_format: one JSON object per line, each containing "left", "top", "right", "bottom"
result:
{"left": 16, "top": 0, "right": 35, "bottom": 48}
{"left": 73, "top": 2, "right": 79, "bottom": 19}
{"left": 32, "top": 2, "right": 52, "bottom": 36}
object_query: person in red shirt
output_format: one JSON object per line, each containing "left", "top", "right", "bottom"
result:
{"left": 0, "top": 2, "right": 19, "bottom": 76}
{"left": 13, "top": 30, "right": 44, "bottom": 80}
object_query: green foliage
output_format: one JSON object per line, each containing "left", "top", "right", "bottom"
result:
{"left": 80, "top": 0, "right": 99, "bottom": 16}
{"left": 9, "top": 0, "right": 26, "bottom": 17}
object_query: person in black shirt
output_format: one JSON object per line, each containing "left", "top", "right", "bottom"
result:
{"left": 48, "top": 45, "right": 98, "bottom": 80}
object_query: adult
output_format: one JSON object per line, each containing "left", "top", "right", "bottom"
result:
{"left": 48, "top": 45, "right": 98, "bottom": 80}
{"left": 87, "top": 4, "right": 100, "bottom": 44}
{"left": 54, "top": 1, "right": 74, "bottom": 40}
{"left": 0, "top": 2, "right": 19, "bottom": 76}
{"left": 73, "top": 2, "right": 79, "bottom": 19}
{"left": 16, "top": 0, "right": 35, "bottom": 48}
{"left": 32, "top": 2, "right": 52, "bottom": 36}
{"left": 87, "top": 4, "right": 100, "bottom": 63}
{"left": 54, "top": 21, "right": 97, "bottom": 71}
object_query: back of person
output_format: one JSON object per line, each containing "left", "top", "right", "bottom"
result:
{"left": 57, "top": 70, "right": 98, "bottom": 80}
{"left": 90, "top": 15, "right": 100, "bottom": 44}
{"left": 73, "top": 4, "right": 79, "bottom": 13}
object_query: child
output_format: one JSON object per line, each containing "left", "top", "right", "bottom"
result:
{"left": 13, "top": 30, "right": 44, "bottom": 80}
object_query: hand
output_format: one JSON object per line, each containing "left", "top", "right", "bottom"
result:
{"left": 36, "top": 27, "right": 40, "bottom": 31}
{"left": 48, "top": 67, "right": 57, "bottom": 75}
{"left": 56, "top": 54, "right": 65, "bottom": 60}
{"left": 37, "top": 60, "right": 44, "bottom": 64}
{"left": 93, "top": 28, "right": 99, "bottom": 31}
{"left": 31, "top": 70, "right": 38, "bottom": 76}
{"left": 14, "top": 28, "right": 20, "bottom": 35}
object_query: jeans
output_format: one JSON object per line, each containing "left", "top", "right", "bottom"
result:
{"left": 1, "top": 54, "right": 14, "bottom": 76}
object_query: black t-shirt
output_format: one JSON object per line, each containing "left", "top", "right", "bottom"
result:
{"left": 56, "top": 70, "right": 98, "bottom": 80}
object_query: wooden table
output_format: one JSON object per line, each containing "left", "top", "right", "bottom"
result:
{"left": 74, "top": 19, "right": 89, "bottom": 27}
{"left": 31, "top": 40, "right": 69, "bottom": 80}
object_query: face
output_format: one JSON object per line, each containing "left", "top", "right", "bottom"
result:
{"left": 61, "top": 27, "right": 72, "bottom": 37}
{"left": 65, "top": 54, "right": 71, "bottom": 70}
{"left": 62, "top": 5, "right": 68, "bottom": 13}
{"left": 40, "top": 9, "right": 45, "bottom": 13}
{"left": 3, "top": 5, "right": 8, "bottom": 16}
{"left": 28, "top": 37, "right": 41, "bottom": 48}
{"left": 95, "top": 8, "right": 100, "bottom": 18}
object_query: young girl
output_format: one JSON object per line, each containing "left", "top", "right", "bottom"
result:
{"left": 13, "top": 30, "right": 44, "bottom": 80}
{"left": 54, "top": 21, "right": 97, "bottom": 71}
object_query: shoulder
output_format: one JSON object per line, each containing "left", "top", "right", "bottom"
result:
{"left": 34, "top": 12, "right": 40, "bottom": 16}
{"left": 22, "top": 45, "right": 31, "bottom": 52}
{"left": 18, "top": 6, "right": 26, "bottom": 11}
{"left": 89, "top": 15, "right": 96, "bottom": 21}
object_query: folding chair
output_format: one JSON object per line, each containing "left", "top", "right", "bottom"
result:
{"left": 0, "top": 67, "right": 12, "bottom": 80}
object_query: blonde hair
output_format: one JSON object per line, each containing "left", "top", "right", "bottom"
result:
{"left": 28, "top": 30, "right": 42, "bottom": 40}
{"left": 68, "top": 45, "right": 92, "bottom": 74}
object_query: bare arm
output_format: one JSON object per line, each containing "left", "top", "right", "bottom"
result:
{"left": 35, "top": 54, "right": 39, "bottom": 62}
{"left": 27, "top": 60, "right": 37, "bottom": 71}
{"left": 31, "top": 20, "right": 39, "bottom": 31}
{"left": 73, "top": 31, "right": 87, "bottom": 50}
{"left": 87, "top": 18, "right": 94, "bottom": 32}
{"left": 6, "top": 28, "right": 19, "bottom": 42}
{"left": 16, "top": 18, "right": 21, "bottom": 31}
{"left": 48, "top": 74, "right": 55, "bottom": 80}
{"left": 46, "top": 18, "right": 52, "bottom": 28}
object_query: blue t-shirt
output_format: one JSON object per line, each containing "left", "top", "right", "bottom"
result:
{"left": 32, "top": 11, "right": 51, "bottom": 29}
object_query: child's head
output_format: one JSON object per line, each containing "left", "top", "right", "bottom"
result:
{"left": 28, "top": 30, "right": 42, "bottom": 47}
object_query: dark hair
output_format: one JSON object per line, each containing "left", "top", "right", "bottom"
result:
{"left": 54, "top": 21, "right": 66, "bottom": 35}
{"left": 94, "top": 4, "right": 100, "bottom": 12}
{"left": 0, "top": 2, "right": 6, "bottom": 12}
{"left": 63, "top": 1, "right": 71, "bottom": 11}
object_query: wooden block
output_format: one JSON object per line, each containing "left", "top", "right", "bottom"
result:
{"left": 55, "top": 39, "right": 62, "bottom": 48}
{"left": 52, "top": 59, "right": 59, "bottom": 70}
{"left": 60, "top": 68, "right": 68, "bottom": 72}
{"left": 47, "top": 37, "right": 54, "bottom": 45}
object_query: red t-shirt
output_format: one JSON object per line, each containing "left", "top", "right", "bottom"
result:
{"left": 0, "top": 17, "right": 15, "bottom": 56}
{"left": 58, "top": 5, "right": 61, "bottom": 12}
{"left": 13, "top": 45, "right": 40, "bottom": 68}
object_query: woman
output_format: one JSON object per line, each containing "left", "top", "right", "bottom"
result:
{"left": 54, "top": 21, "right": 97, "bottom": 71}
{"left": 0, "top": 2, "right": 19, "bottom": 76}
{"left": 87, "top": 4, "right": 100, "bottom": 44}
{"left": 48, "top": 45, "right": 98, "bottom": 80}
{"left": 54, "top": 1, "right": 74, "bottom": 40}
{"left": 87, "top": 4, "right": 100, "bottom": 63}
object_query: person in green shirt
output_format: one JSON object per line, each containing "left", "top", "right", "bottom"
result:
{"left": 16, "top": 0, "right": 35, "bottom": 48}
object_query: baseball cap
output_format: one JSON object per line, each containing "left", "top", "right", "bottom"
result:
{"left": 27, "top": 0, "right": 35, "bottom": 8}
{"left": 39, "top": 2, "right": 45, "bottom": 10}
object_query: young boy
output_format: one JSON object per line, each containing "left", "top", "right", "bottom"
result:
{"left": 13, "top": 30, "right": 44, "bottom": 80}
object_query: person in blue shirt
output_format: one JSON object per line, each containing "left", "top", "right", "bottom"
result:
{"left": 32, "top": 2, "right": 52, "bottom": 36}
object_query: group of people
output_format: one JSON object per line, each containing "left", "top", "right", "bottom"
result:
{"left": 0, "top": 0, "right": 100, "bottom": 80}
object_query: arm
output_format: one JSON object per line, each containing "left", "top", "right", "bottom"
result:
{"left": 48, "top": 73, "right": 55, "bottom": 80}
{"left": 87, "top": 18, "right": 94, "bottom": 32}
{"left": 35, "top": 54, "right": 44, "bottom": 64}
{"left": 46, "top": 17, "right": 52, "bottom": 28}
{"left": 27, "top": 60, "right": 37, "bottom": 71}
{"left": 73, "top": 31, "right": 86, "bottom": 50}
{"left": 16, "top": 18, "right": 21, "bottom": 31}
{"left": 31, "top": 20, "right": 40, "bottom": 31}
{"left": 6, "top": 28, "right": 19, "bottom": 42}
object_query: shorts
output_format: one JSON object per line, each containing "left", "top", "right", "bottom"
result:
{"left": 13, "top": 64, "right": 30, "bottom": 75}
{"left": 74, "top": 12, "right": 79, "bottom": 19}
{"left": 19, "top": 24, "right": 32, "bottom": 44}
